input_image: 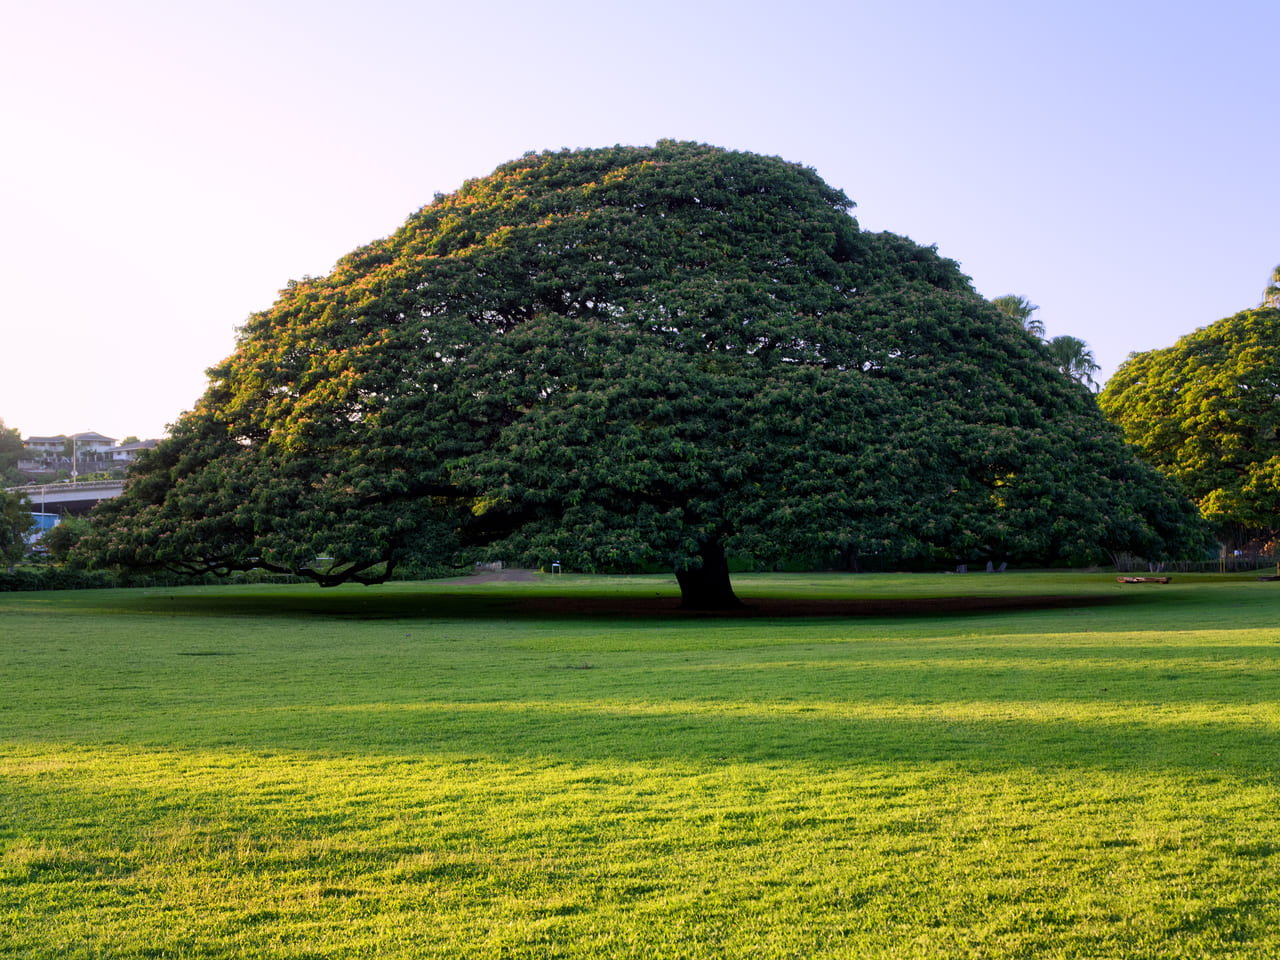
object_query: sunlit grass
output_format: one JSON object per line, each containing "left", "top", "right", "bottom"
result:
{"left": 2, "top": 572, "right": 1279, "bottom": 957}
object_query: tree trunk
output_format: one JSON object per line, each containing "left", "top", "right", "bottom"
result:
{"left": 675, "top": 538, "right": 742, "bottom": 610}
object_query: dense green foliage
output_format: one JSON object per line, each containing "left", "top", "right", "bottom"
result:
{"left": 3, "top": 574, "right": 1280, "bottom": 956}
{"left": 80, "top": 143, "right": 1202, "bottom": 604}
{"left": 0, "top": 489, "right": 35, "bottom": 569}
{"left": 1099, "top": 307, "right": 1280, "bottom": 551}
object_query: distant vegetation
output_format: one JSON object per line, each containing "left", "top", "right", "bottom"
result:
{"left": 1100, "top": 301, "right": 1280, "bottom": 555}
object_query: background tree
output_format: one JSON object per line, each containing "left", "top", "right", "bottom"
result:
{"left": 1099, "top": 306, "right": 1280, "bottom": 553}
{"left": 0, "top": 419, "right": 24, "bottom": 486}
{"left": 1263, "top": 263, "right": 1280, "bottom": 308}
{"left": 1, "top": 489, "right": 35, "bottom": 571}
{"left": 991, "top": 295, "right": 1044, "bottom": 337}
{"left": 42, "top": 515, "right": 92, "bottom": 564}
{"left": 993, "top": 299, "right": 1102, "bottom": 390}
{"left": 78, "top": 143, "right": 1206, "bottom": 605}
{"left": 1047, "top": 335, "right": 1101, "bottom": 390}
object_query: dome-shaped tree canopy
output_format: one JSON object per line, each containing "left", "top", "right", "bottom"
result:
{"left": 83, "top": 142, "right": 1203, "bottom": 606}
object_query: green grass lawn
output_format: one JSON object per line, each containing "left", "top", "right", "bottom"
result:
{"left": 2, "top": 572, "right": 1278, "bottom": 957}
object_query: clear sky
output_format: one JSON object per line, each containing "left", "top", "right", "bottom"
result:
{"left": 2, "top": 0, "right": 1277, "bottom": 441}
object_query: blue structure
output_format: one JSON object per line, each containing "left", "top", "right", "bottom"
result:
{"left": 31, "top": 513, "right": 60, "bottom": 533}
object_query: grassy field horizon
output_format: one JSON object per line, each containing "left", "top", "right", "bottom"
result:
{"left": 3, "top": 572, "right": 1278, "bottom": 957}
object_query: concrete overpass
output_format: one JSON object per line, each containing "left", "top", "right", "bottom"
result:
{"left": 6, "top": 480, "right": 125, "bottom": 517}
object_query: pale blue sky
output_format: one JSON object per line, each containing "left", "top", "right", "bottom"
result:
{"left": 3, "top": 0, "right": 1276, "bottom": 439}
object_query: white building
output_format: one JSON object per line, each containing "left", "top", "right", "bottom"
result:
{"left": 23, "top": 435, "right": 69, "bottom": 455}
{"left": 109, "top": 440, "right": 159, "bottom": 461}
{"left": 69, "top": 432, "right": 118, "bottom": 454}
{"left": 23, "top": 432, "right": 117, "bottom": 456}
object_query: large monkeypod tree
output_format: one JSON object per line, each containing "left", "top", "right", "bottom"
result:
{"left": 1100, "top": 306, "right": 1280, "bottom": 553}
{"left": 81, "top": 142, "right": 1204, "bottom": 607}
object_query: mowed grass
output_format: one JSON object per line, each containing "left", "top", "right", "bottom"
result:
{"left": 2, "top": 572, "right": 1278, "bottom": 958}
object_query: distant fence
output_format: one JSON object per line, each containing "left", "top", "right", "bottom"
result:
{"left": 1114, "top": 551, "right": 1279, "bottom": 574}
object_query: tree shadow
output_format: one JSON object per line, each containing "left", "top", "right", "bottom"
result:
{"left": 136, "top": 694, "right": 1277, "bottom": 775}
{"left": 112, "top": 585, "right": 1127, "bottom": 621}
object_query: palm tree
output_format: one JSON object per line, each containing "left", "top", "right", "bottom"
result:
{"left": 1048, "top": 335, "right": 1100, "bottom": 390}
{"left": 991, "top": 294, "right": 1044, "bottom": 337}
{"left": 1263, "top": 264, "right": 1280, "bottom": 308}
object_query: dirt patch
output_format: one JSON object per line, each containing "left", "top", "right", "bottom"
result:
{"left": 503, "top": 592, "right": 1117, "bottom": 619}
{"left": 443, "top": 569, "right": 1118, "bottom": 618}
{"left": 465, "top": 568, "right": 541, "bottom": 584}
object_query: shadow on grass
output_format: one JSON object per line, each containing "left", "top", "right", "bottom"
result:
{"left": 120, "top": 696, "right": 1276, "bottom": 774}
{"left": 104, "top": 587, "right": 1128, "bottom": 621}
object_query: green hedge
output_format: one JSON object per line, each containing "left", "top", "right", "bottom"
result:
{"left": 0, "top": 567, "right": 305, "bottom": 592}
{"left": 0, "top": 567, "right": 120, "bottom": 592}
{"left": 0, "top": 562, "right": 466, "bottom": 592}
